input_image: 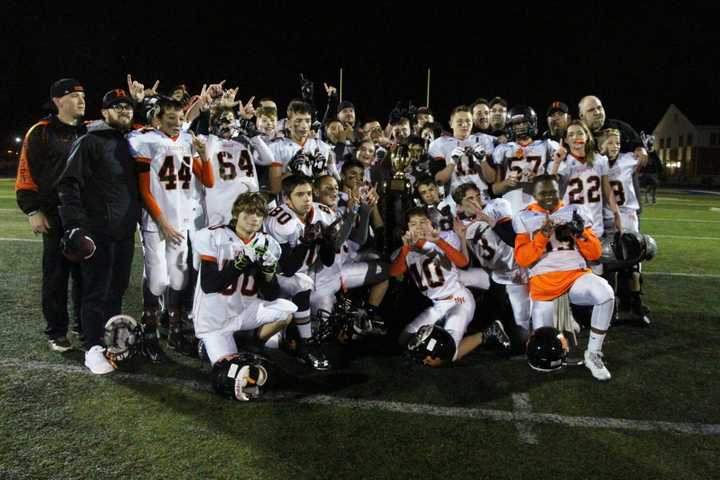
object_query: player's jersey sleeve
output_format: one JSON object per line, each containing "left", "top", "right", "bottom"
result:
{"left": 492, "top": 143, "right": 510, "bottom": 166}
{"left": 595, "top": 154, "right": 610, "bottom": 176}
{"left": 428, "top": 137, "right": 446, "bottom": 160}
{"left": 192, "top": 227, "right": 217, "bottom": 261}
{"left": 485, "top": 198, "right": 513, "bottom": 222}
{"left": 264, "top": 207, "right": 301, "bottom": 245}
{"left": 128, "top": 133, "right": 153, "bottom": 163}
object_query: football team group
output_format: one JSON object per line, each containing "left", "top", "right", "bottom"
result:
{"left": 15, "top": 74, "right": 659, "bottom": 401}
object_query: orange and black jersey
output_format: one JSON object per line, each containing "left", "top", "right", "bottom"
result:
{"left": 15, "top": 115, "right": 87, "bottom": 217}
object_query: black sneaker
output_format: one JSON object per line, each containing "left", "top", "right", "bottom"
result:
{"left": 297, "top": 339, "right": 331, "bottom": 371}
{"left": 48, "top": 336, "right": 72, "bottom": 352}
{"left": 484, "top": 320, "right": 511, "bottom": 352}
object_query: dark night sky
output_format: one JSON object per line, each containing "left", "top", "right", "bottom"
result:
{"left": 2, "top": 1, "right": 720, "bottom": 145}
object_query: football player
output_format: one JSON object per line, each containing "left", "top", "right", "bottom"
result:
{"left": 192, "top": 192, "right": 296, "bottom": 366}
{"left": 268, "top": 101, "right": 337, "bottom": 194}
{"left": 130, "top": 97, "right": 215, "bottom": 353}
{"left": 390, "top": 207, "right": 509, "bottom": 367}
{"left": 202, "top": 104, "right": 275, "bottom": 226}
{"left": 415, "top": 177, "right": 456, "bottom": 234}
{"left": 491, "top": 106, "right": 561, "bottom": 214}
{"left": 600, "top": 128, "right": 651, "bottom": 325}
{"left": 549, "top": 120, "right": 622, "bottom": 273}
{"left": 514, "top": 175, "right": 615, "bottom": 380}
{"left": 264, "top": 174, "right": 337, "bottom": 369}
{"left": 311, "top": 175, "right": 389, "bottom": 327}
{"left": 470, "top": 98, "right": 491, "bottom": 134}
{"left": 429, "top": 105, "right": 495, "bottom": 197}
{"left": 454, "top": 183, "right": 531, "bottom": 339}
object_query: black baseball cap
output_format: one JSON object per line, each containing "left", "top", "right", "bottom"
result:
{"left": 102, "top": 89, "right": 133, "bottom": 108}
{"left": 50, "top": 78, "right": 84, "bottom": 99}
{"left": 546, "top": 101, "right": 569, "bottom": 116}
{"left": 338, "top": 100, "right": 355, "bottom": 112}
{"left": 489, "top": 96, "right": 508, "bottom": 108}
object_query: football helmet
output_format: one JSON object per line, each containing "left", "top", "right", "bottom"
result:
{"left": 406, "top": 324, "right": 457, "bottom": 367}
{"left": 600, "top": 231, "right": 657, "bottom": 270}
{"left": 506, "top": 105, "right": 538, "bottom": 141}
{"left": 104, "top": 315, "right": 141, "bottom": 363}
{"left": 211, "top": 353, "right": 269, "bottom": 401}
{"left": 526, "top": 327, "right": 568, "bottom": 372}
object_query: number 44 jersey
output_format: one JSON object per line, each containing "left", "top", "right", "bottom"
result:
{"left": 130, "top": 129, "right": 201, "bottom": 232}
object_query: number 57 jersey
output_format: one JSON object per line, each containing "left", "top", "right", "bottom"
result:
{"left": 130, "top": 129, "right": 200, "bottom": 232}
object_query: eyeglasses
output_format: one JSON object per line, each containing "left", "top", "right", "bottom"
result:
{"left": 110, "top": 104, "right": 134, "bottom": 112}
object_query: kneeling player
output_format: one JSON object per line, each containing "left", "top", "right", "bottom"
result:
{"left": 514, "top": 175, "right": 614, "bottom": 380}
{"left": 390, "top": 207, "right": 510, "bottom": 367}
{"left": 192, "top": 193, "right": 296, "bottom": 377}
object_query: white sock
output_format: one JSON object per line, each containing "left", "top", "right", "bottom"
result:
{"left": 296, "top": 318, "right": 312, "bottom": 339}
{"left": 588, "top": 331, "right": 606, "bottom": 352}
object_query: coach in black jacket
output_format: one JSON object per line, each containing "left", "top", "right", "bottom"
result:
{"left": 58, "top": 89, "right": 141, "bottom": 374}
{"left": 16, "top": 78, "right": 86, "bottom": 352}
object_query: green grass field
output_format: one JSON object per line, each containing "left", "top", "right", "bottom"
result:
{"left": 0, "top": 178, "right": 718, "bottom": 479}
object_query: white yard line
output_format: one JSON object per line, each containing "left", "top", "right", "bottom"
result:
{"left": 511, "top": 393, "right": 538, "bottom": 444}
{"left": 1, "top": 359, "right": 718, "bottom": 436}
{"left": 644, "top": 272, "right": 720, "bottom": 279}
{"left": 654, "top": 234, "right": 720, "bottom": 241}
{"left": 643, "top": 218, "right": 720, "bottom": 223}
{"left": 0, "top": 237, "right": 42, "bottom": 243}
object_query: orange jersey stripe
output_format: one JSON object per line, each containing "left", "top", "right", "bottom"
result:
{"left": 529, "top": 269, "right": 590, "bottom": 301}
{"left": 15, "top": 120, "right": 50, "bottom": 192}
{"left": 138, "top": 171, "right": 163, "bottom": 220}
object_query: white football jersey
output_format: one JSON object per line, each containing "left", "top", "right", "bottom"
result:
{"left": 513, "top": 203, "right": 594, "bottom": 278}
{"left": 192, "top": 226, "right": 281, "bottom": 335}
{"left": 404, "top": 232, "right": 465, "bottom": 300}
{"left": 203, "top": 134, "right": 259, "bottom": 226}
{"left": 605, "top": 152, "right": 639, "bottom": 217}
{"left": 428, "top": 134, "right": 494, "bottom": 197}
{"left": 556, "top": 153, "right": 609, "bottom": 237}
{"left": 492, "top": 139, "right": 559, "bottom": 213}
{"left": 464, "top": 198, "right": 524, "bottom": 284}
{"left": 264, "top": 202, "right": 336, "bottom": 275}
{"left": 129, "top": 129, "right": 200, "bottom": 232}
{"left": 269, "top": 136, "right": 336, "bottom": 178}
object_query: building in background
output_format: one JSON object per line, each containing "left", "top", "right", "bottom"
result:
{"left": 654, "top": 104, "right": 720, "bottom": 182}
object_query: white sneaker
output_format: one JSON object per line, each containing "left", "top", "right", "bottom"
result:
{"left": 84, "top": 345, "right": 116, "bottom": 375}
{"left": 584, "top": 349, "right": 611, "bottom": 381}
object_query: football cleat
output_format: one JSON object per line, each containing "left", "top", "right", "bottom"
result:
{"left": 484, "top": 320, "right": 512, "bottom": 352}
{"left": 140, "top": 325, "right": 168, "bottom": 364}
{"left": 584, "top": 350, "right": 611, "bottom": 381}
{"left": 297, "top": 339, "right": 331, "bottom": 371}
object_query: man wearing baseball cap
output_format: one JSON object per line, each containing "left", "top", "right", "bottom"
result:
{"left": 57, "top": 88, "right": 142, "bottom": 374}
{"left": 543, "top": 100, "right": 569, "bottom": 142}
{"left": 16, "top": 78, "right": 87, "bottom": 353}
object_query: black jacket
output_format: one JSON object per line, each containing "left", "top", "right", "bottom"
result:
{"left": 58, "top": 121, "right": 141, "bottom": 240}
{"left": 15, "top": 115, "right": 87, "bottom": 225}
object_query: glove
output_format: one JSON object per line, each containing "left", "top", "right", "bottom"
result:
{"left": 449, "top": 146, "right": 464, "bottom": 164}
{"left": 567, "top": 210, "right": 586, "bottom": 237}
{"left": 233, "top": 250, "right": 251, "bottom": 271}
{"left": 288, "top": 150, "right": 310, "bottom": 175}
{"left": 300, "top": 222, "right": 323, "bottom": 246}
{"left": 471, "top": 145, "right": 486, "bottom": 161}
{"left": 322, "top": 217, "right": 343, "bottom": 247}
{"left": 310, "top": 149, "right": 327, "bottom": 176}
{"left": 61, "top": 228, "right": 96, "bottom": 262}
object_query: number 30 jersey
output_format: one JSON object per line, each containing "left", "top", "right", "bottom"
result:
{"left": 130, "top": 129, "right": 201, "bottom": 232}
{"left": 556, "top": 153, "right": 609, "bottom": 237}
{"left": 202, "top": 134, "right": 259, "bottom": 226}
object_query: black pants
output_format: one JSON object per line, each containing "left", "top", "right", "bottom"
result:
{"left": 42, "top": 230, "right": 82, "bottom": 339}
{"left": 80, "top": 236, "right": 135, "bottom": 349}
